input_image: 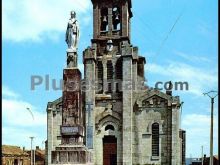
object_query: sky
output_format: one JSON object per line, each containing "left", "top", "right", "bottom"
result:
{"left": 2, "top": 0, "right": 218, "bottom": 158}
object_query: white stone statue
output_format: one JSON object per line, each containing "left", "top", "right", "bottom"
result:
{"left": 66, "top": 11, "right": 80, "bottom": 52}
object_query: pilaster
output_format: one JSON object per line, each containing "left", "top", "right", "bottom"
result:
{"left": 171, "top": 104, "right": 180, "bottom": 165}
{"left": 122, "top": 43, "right": 133, "bottom": 165}
{"left": 83, "top": 47, "right": 96, "bottom": 157}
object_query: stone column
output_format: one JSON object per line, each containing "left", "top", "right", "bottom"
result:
{"left": 83, "top": 46, "right": 96, "bottom": 162}
{"left": 102, "top": 60, "right": 108, "bottom": 93}
{"left": 61, "top": 68, "right": 84, "bottom": 144}
{"left": 108, "top": 8, "right": 113, "bottom": 36}
{"left": 112, "top": 60, "right": 117, "bottom": 93}
{"left": 122, "top": 44, "right": 133, "bottom": 165}
{"left": 122, "top": 2, "right": 129, "bottom": 37}
{"left": 171, "top": 104, "right": 180, "bottom": 165}
{"left": 132, "top": 60, "right": 137, "bottom": 91}
{"left": 93, "top": 4, "right": 99, "bottom": 39}
{"left": 46, "top": 105, "right": 53, "bottom": 165}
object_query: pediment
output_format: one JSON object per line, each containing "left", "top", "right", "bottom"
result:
{"left": 136, "top": 90, "right": 180, "bottom": 108}
{"left": 142, "top": 95, "right": 169, "bottom": 108}
{"left": 95, "top": 110, "right": 121, "bottom": 125}
{"left": 95, "top": 112, "right": 122, "bottom": 131}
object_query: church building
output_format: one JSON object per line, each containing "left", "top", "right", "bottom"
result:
{"left": 46, "top": 0, "right": 186, "bottom": 164}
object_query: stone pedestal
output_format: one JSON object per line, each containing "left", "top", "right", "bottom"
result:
{"left": 51, "top": 67, "right": 92, "bottom": 164}
{"left": 51, "top": 145, "right": 92, "bottom": 164}
{"left": 67, "top": 50, "right": 78, "bottom": 68}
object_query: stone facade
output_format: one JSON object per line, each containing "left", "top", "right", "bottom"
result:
{"left": 46, "top": 97, "right": 62, "bottom": 165}
{"left": 46, "top": 0, "right": 185, "bottom": 164}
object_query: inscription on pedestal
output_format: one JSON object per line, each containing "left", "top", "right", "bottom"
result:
{"left": 61, "top": 126, "right": 79, "bottom": 135}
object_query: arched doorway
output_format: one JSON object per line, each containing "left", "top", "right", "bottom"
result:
{"left": 103, "top": 136, "right": 117, "bottom": 165}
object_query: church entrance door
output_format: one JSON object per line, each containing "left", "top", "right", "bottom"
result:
{"left": 103, "top": 136, "right": 117, "bottom": 165}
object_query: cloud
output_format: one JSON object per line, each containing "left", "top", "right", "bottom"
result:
{"left": 2, "top": 99, "right": 46, "bottom": 127}
{"left": 147, "top": 61, "right": 218, "bottom": 96}
{"left": 2, "top": 86, "right": 46, "bottom": 127}
{"left": 3, "top": 0, "right": 92, "bottom": 42}
{"left": 2, "top": 86, "right": 47, "bottom": 148}
{"left": 2, "top": 86, "right": 46, "bottom": 126}
{"left": 143, "top": 51, "right": 157, "bottom": 58}
{"left": 2, "top": 86, "right": 20, "bottom": 98}
{"left": 182, "top": 113, "right": 218, "bottom": 157}
{"left": 197, "top": 21, "right": 217, "bottom": 40}
{"left": 174, "top": 50, "right": 211, "bottom": 63}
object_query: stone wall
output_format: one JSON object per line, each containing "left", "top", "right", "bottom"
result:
{"left": 46, "top": 98, "right": 62, "bottom": 165}
{"left": 132, "top": 90, "right": 181, "bottom": 165}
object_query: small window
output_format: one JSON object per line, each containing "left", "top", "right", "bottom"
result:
{"left": 107, "top": 83, "right": 112, "bottom": 93}
{"left": 115, "top": 58, "right": 122, "bottom": 80}
{"left": 97, "top": 61, "right": 103, "bottom": 80}
{"left": 105, "top": 125, "right": 115, "bottom": 131}
{"left": 115, "top": 83, "right": 119, "bottom": 92}
{"left": 152, "top": 123, "right": 159, "bottom": 156}
{"left": 107, "top": 61, "right": 113, "bottom": 80}
{"left": 97, "top": 61, "right": 103, "bottom": 94}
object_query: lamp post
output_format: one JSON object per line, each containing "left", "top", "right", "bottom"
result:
{"left": 203, "top": 90, "right": 218, "bottom": 165}
{"left": 26, "top": 107, "right": 34, "bottom": 120}
{"left": 28, "top": 107, "right": 35, "bottom": 165}
{"left": 190, "top": 154, "right": 192, "bottom": 165}
{"left": 30, "top": 137, "right": 34, "bottom": 165}
{"left": 201, "top": 145, "right": 203, "bottom": 165}
{"left": 34, "top": 148, "right": 35, "bottom": 165}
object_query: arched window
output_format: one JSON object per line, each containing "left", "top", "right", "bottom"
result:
{"left": 101, "top": 8, "right": 108, "bottom": 31}
{"left": 152, "top": 123, "right": 159, "bottom": 156}
{"left": 105, "top": 125, "right": 115, "bottom": 131}
{"left": 112, "top": 7, "right": 120, "bottom": 31}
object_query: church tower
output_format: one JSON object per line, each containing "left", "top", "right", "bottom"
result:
{"left": 83, "top": 0, "right": 146, "bottom": 164}
{"left": 46, "top": 0, "right": 185, "bottom": 165}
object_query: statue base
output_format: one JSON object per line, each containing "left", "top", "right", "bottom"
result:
{"left": 67, "top": 51, "right": 77, "bottom": 68}
{"left": 53, "top": 68, "right": 93, "bottom": 165}
{"left": 66, "top": 48, "right": 77, "bottom": 53}
{"left": 51, "top": 145, "right": 93, "bottom": 164}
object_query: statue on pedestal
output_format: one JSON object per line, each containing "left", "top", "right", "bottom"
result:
{"left": 65, "top": 11, "right": 79, "bottom": 68}
{"left": 66, "top": 11, "right": 80, "bottom": 51}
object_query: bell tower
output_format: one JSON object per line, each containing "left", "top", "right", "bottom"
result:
{"left": 92, "top": 0, "right": 132, "bottom": 40}
{"left": 83, "top": 0, "right": 146, "bottom": 164}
